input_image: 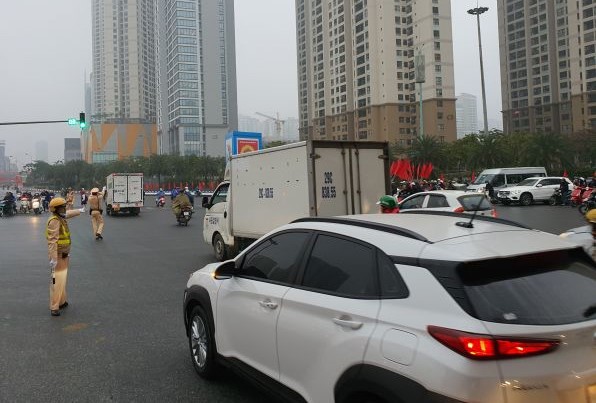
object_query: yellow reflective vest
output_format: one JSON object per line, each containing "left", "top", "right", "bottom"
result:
{"left": 46, "top": 216, "right": 71, "bottom": 247}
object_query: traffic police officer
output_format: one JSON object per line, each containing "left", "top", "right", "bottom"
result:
{"left": 587, "top": 209, "right": 596, "bottom": 261}
{"left": 46, "top": 197, "right": 84, "bottom": 316}
{"left": 88, "top": 187, "right": 104, "bottom": 240}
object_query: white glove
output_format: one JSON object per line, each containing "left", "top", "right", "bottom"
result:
{"left": 79, "top": 207, "right": 85, "bottom": 213}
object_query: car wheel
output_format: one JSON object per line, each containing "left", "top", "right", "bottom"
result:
{"left": 213, "top": 233, "right": 227, "bottom": 261}
{"left": 106, "top": 205, "right": 111, "bottom": 216}
{"left": 188, "top": 306, "right": 218, "bottom": 379}
{"left": 520, "top": 193, "right": 533, "bottom": 206}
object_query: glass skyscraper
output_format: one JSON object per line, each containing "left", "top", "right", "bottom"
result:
{"left": 157, "top": 0, "right": 238, "bottom": 157}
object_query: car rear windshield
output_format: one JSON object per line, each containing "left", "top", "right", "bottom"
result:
{"left": 457, "top": 195, "right": 492, "bottom": 211}
{"left": 457, "top": 250, "right": 596, "bottom": 325}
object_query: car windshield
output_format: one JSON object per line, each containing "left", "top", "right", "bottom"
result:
{"left": 516, "top": 178, "right": 539, "bottom": 187}
{"left": 457, "top": 194, "right": 492, "bottom": 211}
{"left": 473, "top": 174, "right": 494, "bottom": 185}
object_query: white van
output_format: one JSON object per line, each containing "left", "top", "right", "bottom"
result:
{"left": 466, "top": 167, "right": 547, "bottom": 193}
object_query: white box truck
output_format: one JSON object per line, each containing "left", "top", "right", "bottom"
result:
{"left": 202, "top": 140, "right": 390, "bottom": 260}
{"left": 105, "top": 173, "right": 144, "bottom": 216}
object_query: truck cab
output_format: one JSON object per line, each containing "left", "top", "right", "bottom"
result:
{"left": 202, "top": 182, "right": 232, "bottom": 260}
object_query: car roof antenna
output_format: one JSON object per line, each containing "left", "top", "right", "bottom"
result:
{"left": 456, "top": 193, "right": 485, "bottom": 229}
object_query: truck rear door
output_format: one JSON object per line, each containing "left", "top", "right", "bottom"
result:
{"left": 127, "top": 175, "right": 143, "bottom": 203}
{"left": 311, "top": 142, "right": 388, "bottom": 216}
{"left": 113, "top": 175, "right": 128, "bottom": 203}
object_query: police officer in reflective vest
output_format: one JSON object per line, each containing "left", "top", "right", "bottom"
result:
{"left": 46, "top": 197, "right": 84, "bottom": 316}
{"left": 88, "top": 187, "right": 104, "bottom": 240}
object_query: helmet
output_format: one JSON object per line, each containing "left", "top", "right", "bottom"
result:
{"left": 91, "top": 187, "right": 99, "bottom": 194}
{"left": 586, "top": 209, "right": 596, "bottom": 223}
{"left": 49, "top": 197, "right": 67, "bottom": 212}
{"left": 377, "top": 195, "right": 397, "bottom": 209}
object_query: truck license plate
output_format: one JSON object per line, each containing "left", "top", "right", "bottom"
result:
{"left": 183, "top": 212, "right": 189, "bottom": 216}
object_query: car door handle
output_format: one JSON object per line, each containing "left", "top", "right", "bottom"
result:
{"left": 259, "top": 300, "right": 278, "bottom": 310}
{"left": 333, "top": 317, "right": 363, "bottom": 330}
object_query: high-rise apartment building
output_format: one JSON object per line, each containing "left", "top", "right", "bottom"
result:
{"left": 498, "top": 0, "right": 596, "bottom": 134}
{"left": 456, "top": 93, "right": 478, "bottom": 139}
{"left": 91, "top": 0, "right": 157, "bottom": 123}
{"left": 64, "top": 138, "right": 82, "bottom": 163}
{"left": 156, "top": 0, "right": 238, "bottom": 157}
{"left": 296, "top": 0, "right": 457, "bottom": 145}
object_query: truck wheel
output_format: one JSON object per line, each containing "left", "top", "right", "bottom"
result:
{"left": 106, "top": 205, "right": 111, "bottom": 216}
{"left": 213, "top": 234, "right": 227, "bottom": 261}
{"left": 520, "top": 193, "right": 533, "bottom": 206}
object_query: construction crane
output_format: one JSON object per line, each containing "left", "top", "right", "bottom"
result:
{"left": 255, "top": 112, "right": 285, "bottom": 139}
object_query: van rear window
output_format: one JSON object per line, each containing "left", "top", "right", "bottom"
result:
{"left": 457, "top": 250, "right": 596, "bottom": 325}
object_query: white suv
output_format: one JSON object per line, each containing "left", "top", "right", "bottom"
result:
{"left": 183, "top": 211, "right": 596, "bottom": 403}
{"left": 497, "top": 176, "right": 574, "bottom": 206}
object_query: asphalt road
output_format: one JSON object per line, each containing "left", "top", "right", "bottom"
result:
{"left": 0, "top": 195, "right": 589, "bottom": 402}
{"left": 0, "top": 199, "right": 270, "bottom": 403}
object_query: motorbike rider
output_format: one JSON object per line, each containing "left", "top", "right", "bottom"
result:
{"left": 2, "top": 191, "right": 17, "bottom": 215}
{"left": 171, "top": 190, "right": 192, "bottom": 219}
{"left": 155, "top": 188, "right": 166, "bottom": 207}
{"left": 183, "top": 186, "right": 194, "bottom": 206}
{"left": 559, "top": 178, "right": 570, "bottom": 205}
{"left": 377, "top": 195, "right": 400, "bottom": 214}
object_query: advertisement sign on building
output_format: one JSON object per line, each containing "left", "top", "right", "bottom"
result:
{"left": 225, "top": 131, "right": 262, "bottom": 161}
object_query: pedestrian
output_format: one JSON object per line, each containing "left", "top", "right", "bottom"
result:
{"left": 80, "top": 190, "right": 88, "bottom": 207}
{"left": 46, "top": 197, "right": 85, "bottom": 316}
{"left": 376, "top": 195, "right": 400, "bottom": 214}
{"left": 88, "top": 187, "right": 104, "bottom": 240}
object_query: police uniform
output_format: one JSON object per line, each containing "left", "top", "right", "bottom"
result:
{"left": 88, "top": 188, "right": 104, "bottom": 239}
{"left": 46, "top": 207, "right": 81, "bottom": 315}
{"left": 65, "top": 190, "right": 75, "bottom": 210}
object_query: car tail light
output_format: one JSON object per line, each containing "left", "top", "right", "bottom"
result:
{"left": 453, "top": 206, "right": 465, "bottom": 213}
{"left": 491, "top": 208, "right": 498, "bottom": 218}
{"left": 428, "top": 326, "right": 559, "bottom": 360}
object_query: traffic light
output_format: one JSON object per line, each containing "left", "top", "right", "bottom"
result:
{"left": 79, "top": 112, "right": 86, "bottom": 129}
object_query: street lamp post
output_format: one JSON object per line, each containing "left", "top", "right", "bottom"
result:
{"left": 468, "top": 6, "right": 490, "bottom": 136}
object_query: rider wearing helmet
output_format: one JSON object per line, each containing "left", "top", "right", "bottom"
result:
{"left": 377, "top": 195, "right": 400, "bottom": 214}
{"left": 46, "top": 198, "right": 85, "bottom": 316}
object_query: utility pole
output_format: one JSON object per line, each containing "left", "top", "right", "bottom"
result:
{"left": 415, "top": 51, "right": 426, "bottom": 140}
{"left": 468, "top": 6, "right": 490, "bottom": 136}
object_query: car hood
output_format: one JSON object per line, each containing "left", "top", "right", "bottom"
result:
{"left": 498, "top": 185, "right": 534, "bottom": 192}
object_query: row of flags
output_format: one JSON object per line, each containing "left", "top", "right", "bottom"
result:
{"left": 390, "top": 159, "right": 434, "bottom": 181}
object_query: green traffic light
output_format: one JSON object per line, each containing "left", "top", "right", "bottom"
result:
{"left": 68, "top": 118, "right": 77, "bottom": 126}
{"left": 80, "top": 122, "right": 87, "bottom": 129}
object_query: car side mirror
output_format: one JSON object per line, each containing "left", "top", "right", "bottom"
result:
{"left": 201, "top": 196, "right": 211, "bottom": 208}
{"left": 213, "top": 260, "right": 236, "bottom": 280}
{"left": 536, "top": 184, "right": 543, "bottom": 187}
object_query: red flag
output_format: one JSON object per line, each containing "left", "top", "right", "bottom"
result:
{"left": 471, "top": 170, "right": 476, "bottom": 182}
{"left": 563, "top": 170, "right": 568, "bottom": 177}
{"left": 200, "top": 181, "right": 205, "bottom": 190}
{"left": 390, "top": 161, "right": 399, "bottom": 176}
{"left": 440, "top": 173, "right": 445, "bottom": 182}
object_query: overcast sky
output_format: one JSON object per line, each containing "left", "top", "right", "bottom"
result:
{"left": 0, "top": 0, "right": 499, "bottom": 166}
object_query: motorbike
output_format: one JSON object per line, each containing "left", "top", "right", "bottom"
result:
{"left": 570, "top": 186, "right": 593, "bottom": 207}
{"left": 156, "top": 195, "right": 166, "bottom": 208}
{"left": 0, "top": 200, "right": 17, "bottom": 217}
{"left": 578, "top": 189, "right": 596, "bottom": 215}
{"left": 549, "top": 189, "right": 570, "bottom": 206}
{"left": 31, "top": 197, "right": 42, "bottom": 215}
{"left": 176, "top": 205, "right": 193, "bottom": 226}
{"left": 19, "top": 197, "right": 31, "bottom": 214}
